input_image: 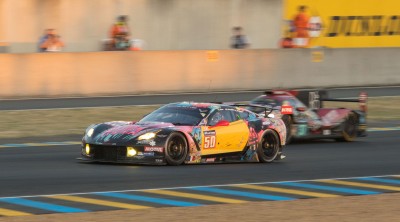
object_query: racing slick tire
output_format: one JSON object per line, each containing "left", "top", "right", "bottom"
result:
{"left": 257, "top": 129, "right": 280, "bottom": 163}
{"left": 282, "top": 115, "right": 293, "bottom": 144}
{"left": 336, "top": 112, "right": 358, "bottom": 142}
{"left": 165, "top": 132, "right": 188, "bottom": 166}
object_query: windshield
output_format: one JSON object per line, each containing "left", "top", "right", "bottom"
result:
{"left": 248, "top": 96, "right": 282, "bottom": 113}
{"left": 138, "top": 105, "right": 211, "bottom": 126}
{"left": 251, "top": 96, "right": 282, "bottom": 107}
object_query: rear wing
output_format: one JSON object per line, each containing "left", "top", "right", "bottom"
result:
{"left": 230, "top": 103, "right": 275, "bottom": 117}
{"left": 291, "top": 90, "right": 368, "bottom": 113}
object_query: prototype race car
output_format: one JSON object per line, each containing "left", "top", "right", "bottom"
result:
{"left": 79, "top": 102, "right": 287, "bottom": 165}
{"left": 248, "top": 90, "right": 367, "bottom": 143}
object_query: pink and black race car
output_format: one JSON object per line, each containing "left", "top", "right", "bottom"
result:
{"left": 248, "top": 90, "right": 367, "bottom": 143}
{"left": 79, "top": 102, "right": 287, "bottom": 165}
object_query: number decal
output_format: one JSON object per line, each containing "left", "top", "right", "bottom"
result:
{"left": 204, "top": 136, "right": 216, "bottom": 148}
{"left": 203, "top": 130, "right": 216, "bottom": 149}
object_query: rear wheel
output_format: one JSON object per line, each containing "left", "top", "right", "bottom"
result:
{"left": 257, "top": 130, "right": 280, "bottom": 163}
{"left": 282, "top": 115, "right": 293, "bottom": 144}
{"left": 336, "top": 112, "right": 358, "bottom": 142}
{"left": 165, "top": 132, "right": 188, "bottom": 165}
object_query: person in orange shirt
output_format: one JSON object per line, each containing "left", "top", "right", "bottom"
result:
{"left": 293, "top": 5, "right": 310, "bottom": 47}
{"left": 109, "top": 15, "right": 131, "bottom": 50}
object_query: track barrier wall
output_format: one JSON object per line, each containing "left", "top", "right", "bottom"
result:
{"left": 0, "top": 48, "right": 399, "bottom": 98}
{"left": 0, "top": 0, "right": 282, "bottom": 52}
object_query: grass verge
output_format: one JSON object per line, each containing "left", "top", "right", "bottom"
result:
{"left": 0, "top": 97, "right": 399, "bottom": 139}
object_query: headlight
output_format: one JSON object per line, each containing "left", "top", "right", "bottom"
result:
{"left": 85, "top": 144, "right": 91, "bottom": 155}
{"left": 127, "top": 147, "right": 137, "bottom": 157}
{"left": 138, "top": 132, "right": 156, "bottom": 140}
{"left": 87, "top": 128, "right": 95, "bottom": 137}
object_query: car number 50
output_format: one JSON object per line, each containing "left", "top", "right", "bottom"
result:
{"left": 204, "top": 136, "right": 216, "bottom": 148}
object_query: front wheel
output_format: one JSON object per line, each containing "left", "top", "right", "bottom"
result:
{"left": 165, "top": 132, "right": 188, "bottom": 165}
{"left": 257, "top": 130, "right": 280, "bottom": 163}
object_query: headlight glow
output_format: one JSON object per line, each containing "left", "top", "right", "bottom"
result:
{"left": 85, "top": 144, "right": 91, "bottom": 155}
{"left": 138, "top": 132, "right": 156, "bottom": 140}
{"left": 127, "top": 147, "right": 137, "bottom": 157}
{"left": 87, "top": 128, "right": 95, "bottom": 137}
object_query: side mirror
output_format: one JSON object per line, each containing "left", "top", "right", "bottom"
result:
{"left": 296, "top": 107, "right": 306, "bottom": 112}
{"left": 215, "top": 120, "right": 230, "bottom": 127}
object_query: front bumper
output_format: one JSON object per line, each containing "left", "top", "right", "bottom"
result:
{"left": 80, "top": 144, "right": 166, "bottom": 165}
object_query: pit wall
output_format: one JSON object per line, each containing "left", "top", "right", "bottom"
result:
{"left": 0, "top": 0, "right": 282, "bottom": 53}
{"left": 1, "top": 48, "right": 399, "bottom": 98}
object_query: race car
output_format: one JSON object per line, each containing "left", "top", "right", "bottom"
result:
{"left": 248, "top": 90, "right": 367, "bottom": 143}
{"left": 79, "top": 102, "right": 287, "bottom": 165}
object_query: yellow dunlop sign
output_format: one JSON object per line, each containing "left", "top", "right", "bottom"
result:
{"left": 282, "top": 0, "right": 400, "bottom": 48}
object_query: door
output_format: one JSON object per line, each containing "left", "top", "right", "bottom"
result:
{"left": 200, "top": 109, "right": 249, "bottom": 155}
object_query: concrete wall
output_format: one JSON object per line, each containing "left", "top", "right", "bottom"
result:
{"left": 0, "top": 0, "right": 282, "bottom": 53}
{"left": 1, "top": 48, "right": 399, "bottom": 98}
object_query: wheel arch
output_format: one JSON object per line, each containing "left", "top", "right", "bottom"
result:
{"left": 261, "top": 128, "right": 282, "bottom": 148}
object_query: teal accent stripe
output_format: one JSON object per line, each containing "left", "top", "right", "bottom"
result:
{"left": 356, "top": 177, "right": 400, "bottom": 185}
{"left": 278, "top": 182, "right": 380, "bottom": 195}
{"left": 0, "top": 198, "right": 88, "bottom": 213}
{"left": 189, "top": 187, "right": 294, "bottom": 201}
{"left": 96, "top": 192, "right": 202, "bottom": 207}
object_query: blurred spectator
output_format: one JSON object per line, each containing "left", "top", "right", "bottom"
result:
{"left": 280, "top": 31, "right": 294, "bottom": 48}
{"left": 230, "top": 26, "right": 250, "bottom": 49}
{"left": 38, "top": 29, "right": 55, "bottom": 52}
{"left": 108, "top": 15, "right": 131, "bottom": 50}
{"left": 280, "top": 37, "right": 294, "bottom": 48}
{"left": 40, "top": 34, "right": 65, "bottom": 52}
{"left": 293, "top": 5, "right": 310, "bottom": 47}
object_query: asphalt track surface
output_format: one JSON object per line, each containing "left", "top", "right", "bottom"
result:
{"left": 0, "top": 87, "right": 399, "bottom": 217}
{"left": 1, "top": 86, "right": 399, "bottom": 110}
{"left": 0, "top": 130, "right": 399, "bottom": 198}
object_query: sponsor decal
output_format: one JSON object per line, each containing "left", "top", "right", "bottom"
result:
{"left": 143, "top": 152, "right": 155, "bottom": 156}
{"left": 136, "top": 140, "right": 149, "bottom": 145}
{"left": 144, "top": 147, "right": 164, "bottom": 152}
{"left": 155, "top": 159, "right": 163, "bottom": 163}
{"left": 326, "top": 16, "right": 400, "bottom": 37}
{"left": 137, "top": 140, "right": 157, "bottom": 146}
{"left": 157, "top": 134, "right": 168, "bottom": 138}
{"left": 203, "top": 130, "right": 216, "bottom": 149}
{"left": 323, "top": 129, "right": 331, "bottom": 135}
{"left": 281, "top": 105, "right": 293, "bottom": 114}
{"left": 205, "top": 158, "right": 216, "bottom": 163}
{"left": 263, "top": 120, "right": 271, "bottom": 125}
{"left": 189, "top": 155, "right": 201, "bottom": 163}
